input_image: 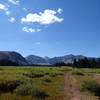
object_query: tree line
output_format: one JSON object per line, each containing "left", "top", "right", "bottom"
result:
{"left": 54, "top": 58, "right": 100, "bottom": 68}
{"left": 0, "top": 59, "right": 19, "bottom": 66}
{"left": 73, "top": 58, "right": 100, "bottom": 68}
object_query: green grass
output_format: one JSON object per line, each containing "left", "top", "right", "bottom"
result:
{"left": 0, "top": 66, "right": 68, "bottom": 100}
{"left": 41, "top": 76, "right": 52, "bottom": 82}
{"left": 1, "top": 67, "right": 100, "bottom": 100}
{"left": 71, "top": 68, "right": 100, "bottom": 100}
{"left": 71, "top": 70, "right": 84, "bottom": 75}
{"left": 80, "top": 78, "right": 100, "bottom": 96}
{"left": 80, "top": 68, "right": 100, "bottom": 73}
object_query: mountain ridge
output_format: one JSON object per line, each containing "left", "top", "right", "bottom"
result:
{"left": 0, "top": 51, "right": 28, "bottom": 65}
{"left": 25, "top": 54, "right": 86, "bottom": 65}
{"left": 0, "top": 51, "right": 98, "bottom": 66}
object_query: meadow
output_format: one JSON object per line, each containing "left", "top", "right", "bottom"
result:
{"left": 0, "top": 66, "right": 70, "bottom": 100}
{"left": 0, "top": 66, "right": 100, "bottom": 100}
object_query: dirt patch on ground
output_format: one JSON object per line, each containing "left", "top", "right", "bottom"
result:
{"left": 64, "top": 72, "right": 81, "bottom": 100}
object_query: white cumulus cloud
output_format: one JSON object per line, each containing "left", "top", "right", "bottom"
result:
{"left": 8, "top": 17, "right": 15, "bottom": 22}
{"left": 0, "top": 4, "right": 8, "bottom": 11}
{"left": 22, "top": 27, "right": 41, "bottom": 33}
{"left": 0, "top": 4, "right": 11, "bottom": 15}
{"left": 21, "top": 9, "right": 63, "bottom": 25}
{"left": 8, "top": 0, "right": 20, "bottom": 5}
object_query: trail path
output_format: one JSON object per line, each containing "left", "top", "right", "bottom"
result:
{"left": 64, "top": 72, "right": 81, "bottom": 100}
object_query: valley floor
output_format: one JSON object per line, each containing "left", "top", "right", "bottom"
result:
{"left": 0, "top": 67, "right": 100, "bottom": 100}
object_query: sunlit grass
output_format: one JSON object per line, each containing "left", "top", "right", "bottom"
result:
{"left": 0, "top": 66, "right": 68, "bottom": 100}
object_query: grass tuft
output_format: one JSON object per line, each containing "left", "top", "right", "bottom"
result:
{"left": 14, "top": 83, "right": 34, "bottom": 96}
{"left": 71, "top": 70, "right": 84, "bottom": 75}
{"left": 80, "top": 78, "right": 100, "bottom": 96}
{"left": 41, "top": 76, "right": 52, "bottom": 82}
{"left": 32, "top": 86, "right": 48, "bottom": 98}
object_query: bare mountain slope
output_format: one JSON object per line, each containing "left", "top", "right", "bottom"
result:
{"left": 0, "top": 51, "right": 28, "bottom": 65}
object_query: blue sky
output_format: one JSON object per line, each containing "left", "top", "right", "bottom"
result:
{"left": 0, "top": 0, "right": 100, "bottom": 57}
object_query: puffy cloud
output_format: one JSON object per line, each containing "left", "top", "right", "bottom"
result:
{"left": 0, "top": 4, "right": 8, "bottom": 11}
{"left": 57, "top": 8, "right": 63, "bottom": 14}
{"left": 0, "top": 4, "right": 11, "bottom": 15}
{"left": 22, "top": 27, "right": 41, "bottom": 33}
{"left": 21, "top": 9, "right": 63, "bottom": 25}
{"left": 5, "top": 11, "right": 11, "bottom": 15}
{"left": 8, "top": 17, "right": 15, "bottom": 22}
{"left": 8, "top": 0, "right": 20, "bottom": 5}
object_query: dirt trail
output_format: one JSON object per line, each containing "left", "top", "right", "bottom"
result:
{"left": 64, "top": 72, "right": 81, "bottom": 100}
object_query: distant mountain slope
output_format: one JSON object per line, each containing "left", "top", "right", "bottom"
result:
{"left": 26, "top": 55, "right": 50, "bottom": 65}
{"left": 0, "top": 51, "right": 28, "bottom": 65}
{"left": 25, "top": 54, "right": 86, "bottom": 65}
{"left": 0, "top": 51, "right": 96, "bottom": 66}
{"left": 48, "top": 54, "right": 85, "bottom": 64}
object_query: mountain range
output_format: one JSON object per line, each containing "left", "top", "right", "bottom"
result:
{"left": 0, "top": 51, "right": 28, "bottom": 65}
{"left": 0, "top": 51, "right": 97, "bottom": 66}
{"left": 26, "top": 54, "right": 86, "bottom": 65}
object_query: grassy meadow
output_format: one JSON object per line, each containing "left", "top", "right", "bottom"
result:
{"left": 0, "top": 66, "right": 70, "bottom": 100}
{"left": 1, "top": 66, "right": 100, "bottom": 100}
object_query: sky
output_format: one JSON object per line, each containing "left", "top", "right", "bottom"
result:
{"left": 0, "top": 0, "right": 100, "bottom": 57}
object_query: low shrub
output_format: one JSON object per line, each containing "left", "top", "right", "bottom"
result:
{"left": 32, "top": 87, "right": 48, "bottom": 98}
{"left": 24, "top": 70, "right": 45, "bottom": 78}
{"left": 0, "top": 80, "right": 21, "bottom": 92}
{"left": 49, "top": 71, "right": 63, "bottom": 77}
{"left": 60, "top": 68, "right": 72, "bottom": 72}
{"left": 14, "top": 83, "right": 34, "bottom": 95}
{"left": 0, "top": 76, "right": 32, "bottom": 92}
{"left": 49, "top": 68, "right": 53, "bottom": 70}
{"left": 80, "top": 78, "right": 100, "bottom": 96}
{"left": 71, "top": 70, "right": 84, "bottom": 75}
{"left": 41, "top": 76, "right": 52, "bottom": 82}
